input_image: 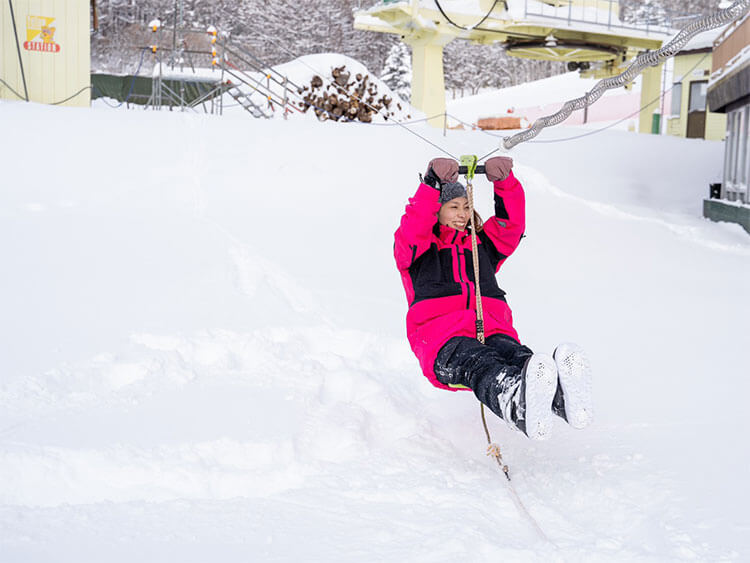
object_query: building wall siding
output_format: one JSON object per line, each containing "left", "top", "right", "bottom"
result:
{"left": 0, "top": 0, "right": 90, "bottom": 107}
{"left": 667, "top": 51, "right": 726, "bottom": 140}
{"left": 712, "top": 15, "right": 750, "bottom": 73}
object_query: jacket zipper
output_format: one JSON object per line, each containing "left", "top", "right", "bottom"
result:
{"left": 457, "top": 246, "right": 471, "bottom": 309}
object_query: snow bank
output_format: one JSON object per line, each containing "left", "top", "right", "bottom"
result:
{"left": 1, "top": 85, "right": 748, "bottom": 561}
{"left": 223, "top": 53, "right": 414, "bottom": 121}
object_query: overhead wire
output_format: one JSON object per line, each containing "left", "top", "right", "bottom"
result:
{"left": 0, "top": 77, "right": 25, "bottom": 101}
{"left": 51, "top": 86, "right": 92, "bottom": 106}
{"left": 502, "top": 0, "right": 750, "bottom": 148}
{"left": 431, "top": 0, "right": 601, "bottom": 41}
{"left": 17, "top": 2, "right": 735, "bottom": 162}
{"left": 433, "top": 0, "right": 501, "bottom": 31}
{"left": 233, "top": 27, "right": 459, "bottom": 159}
{"left": 445, "top": 49, "right": 711, "bottom": 146}
{"left": 210, "top": 4, "right": 459, "bottom": 156}
{"left": 526, "top": 51, "right": 712, "bottom": 143}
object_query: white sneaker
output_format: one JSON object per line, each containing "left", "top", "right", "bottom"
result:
{"left": 520, "top": 354, "right": 558, "bottom": 440}
{"left": 553, "top": 343, "right": 593, "bottom": 429}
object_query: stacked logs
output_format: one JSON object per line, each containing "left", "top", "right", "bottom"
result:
{"left": 296, "top": 65, "right": 410, "bottom": 123}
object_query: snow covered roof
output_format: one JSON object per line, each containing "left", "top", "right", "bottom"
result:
{"left": 151, "top": 65, "right": 223, "bottom": 83}
{"left": 680, "top": 25, "right": 729, "bottom": 53}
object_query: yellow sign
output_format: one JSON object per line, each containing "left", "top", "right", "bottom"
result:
{"left": 24, "top": 15, "right": 61, "bottom": 53}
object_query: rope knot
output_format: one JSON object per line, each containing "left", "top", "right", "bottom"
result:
{"left": 486, "top": 443, "right": 502, "bottom": 459}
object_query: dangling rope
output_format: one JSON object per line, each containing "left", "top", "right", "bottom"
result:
{"left": 463, "top": 161, "right": 553, "bottom": 543}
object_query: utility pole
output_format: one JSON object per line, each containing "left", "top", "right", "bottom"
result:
{"left": 172, "top": 0, "right": 177, "bottom": 67}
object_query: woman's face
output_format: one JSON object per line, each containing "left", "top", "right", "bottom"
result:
{"left": 438, "top": 197, "right": 470, "bottom": 231}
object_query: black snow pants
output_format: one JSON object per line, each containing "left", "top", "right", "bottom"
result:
{"left": 434, "top": 334, "right": 533, "bottom": 425}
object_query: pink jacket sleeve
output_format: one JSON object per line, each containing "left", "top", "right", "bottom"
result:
{"left": 482, "top": 170, "right": 525, "bottom": 270}
{"left": 394, "top": 183, "right": 441, "bottom": 271}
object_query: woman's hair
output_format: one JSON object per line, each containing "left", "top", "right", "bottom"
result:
{"left": 471, "top": 211, "right": 484, "bottom": 232}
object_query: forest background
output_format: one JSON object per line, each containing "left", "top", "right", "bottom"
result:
{"left": 91, "top": 0, "right": 721, "bottom": 99}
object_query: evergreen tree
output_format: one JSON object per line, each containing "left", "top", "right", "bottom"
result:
{"left": 630, "top": 0, "right": 668, "bottom": 25}
{"left": 620, "top": 0, "right": 718, "bottom": 26}
{"left": 380, "top": 42, "right": 412, "bottom": 102}
{"left": 91, "top": 0, "right": 722, "bottom": 94}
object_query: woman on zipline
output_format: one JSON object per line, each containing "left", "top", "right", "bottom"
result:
{"left": 394, "top": 157, "right": 592, "bottom": 440}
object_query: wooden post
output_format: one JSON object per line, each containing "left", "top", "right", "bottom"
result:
{"left": 91, "top": 0, "right": 99, "bottom": 31}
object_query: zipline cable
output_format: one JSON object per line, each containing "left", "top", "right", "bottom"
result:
{"left": 446, "top": 49, "right": 712, "bottom": 146}
{"left": 503, "top": 0, "right": 750, "bottom": 149}
{"left": 278, "top": 54, "right": 460, "bottom": 156}
{"left": 220, "top": 18, "right": 460, "bottom": 159}
{"left": 526, "top": 54, "right": 711, "bottom": 143}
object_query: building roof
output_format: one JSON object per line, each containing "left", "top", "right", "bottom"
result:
{"left": 680, "top": 25, "right": 728, "bottom": 53}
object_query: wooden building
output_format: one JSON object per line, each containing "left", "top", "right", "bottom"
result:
{"left": 666, "top": 28, "right": 727, "bottom": 141}
{"left": 0, "top": 0, "right": 91, "bottom": 107}
{"left": 705, "top": 13, "right": 750, "bottom": 233}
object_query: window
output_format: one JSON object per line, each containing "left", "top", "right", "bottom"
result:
{"left": 723, "top": 104, "right": 750, "bottom": 203}
{"left": 739, "top": 106, "right": 749, "bottom": 186}
{"left": 688, "top": 81, "right": 708, "bottom": 113}
{"left": 724, "top": 111, "right": 734, "bottom": 195}
{"left": 670, "top": 82, "right": 682, "bottom": 116}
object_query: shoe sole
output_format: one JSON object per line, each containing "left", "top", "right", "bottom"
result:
{"left": 523, "top": 354, "right": 558, "bottom": 441}
{"left": 554, "top": 343, "right": 593, "bottom": 429}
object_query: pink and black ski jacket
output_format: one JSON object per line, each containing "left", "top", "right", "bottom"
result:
{"left": 394, "top": 171, "right": 526, "bottom": 390}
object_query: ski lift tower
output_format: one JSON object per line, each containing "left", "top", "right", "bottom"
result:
{"left": 354, "top": 0, "right": 671, "bottom": 131}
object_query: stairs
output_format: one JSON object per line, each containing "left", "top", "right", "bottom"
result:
{"left": 225, "top": 84, "right": 270, "bottom": 118}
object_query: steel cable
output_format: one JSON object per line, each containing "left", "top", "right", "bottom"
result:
{"left": 0, "top": 77, "right": 25, "bottom": 100}
{"left": 434, "top": 0, "right": 501, "bottom": 31}
{"left": 444, "top": 48, "right": 712, "bottom": 146}
{"left": 502, "top": 0, "right": 750, "bottom": 149}
{"left": 220, "top": 17, "right": 459, "bottom": 158}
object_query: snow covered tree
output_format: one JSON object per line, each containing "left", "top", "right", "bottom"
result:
{"left": 380, "top": 42, "right": 412, "bottom": 102}
{"left": 92, "top": 0, "right": 583, "bottom": 93}
{"left": 630, "top": 0, "right": 668, "bottom": 25}
{"left": 443, "top": 39, "right": 565, "bottom": 97}
{"left": 620, "top": 0, "right": 718, "bottom": 27}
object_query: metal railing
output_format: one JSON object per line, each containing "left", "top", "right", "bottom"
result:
{"left": 523, "top": 0, "right": 671, "bottom": 35}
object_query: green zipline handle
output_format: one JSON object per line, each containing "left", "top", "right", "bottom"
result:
{"left": 459, "top": 155, "right": 480, "bottom": 180}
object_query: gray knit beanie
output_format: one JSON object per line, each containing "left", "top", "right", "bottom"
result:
{"left": 440, "top": 181, "right": 467, "bottom": 204}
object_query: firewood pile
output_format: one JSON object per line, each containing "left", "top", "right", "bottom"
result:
{"left": 295, "top": 65, "right": 410, "bottom": 123}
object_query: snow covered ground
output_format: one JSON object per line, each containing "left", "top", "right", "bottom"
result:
{"left": 1, "top": 68, "right": 749, "bottom": 561}
{"left": 447, "top": 71, "right": 648, "bottom": 130}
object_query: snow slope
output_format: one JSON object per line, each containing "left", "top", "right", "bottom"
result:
{"left": 447, "top": 72, "right": 646, "bottom": 129}
{"left": 1, "top": 74, "right": 749, "bottom": 561}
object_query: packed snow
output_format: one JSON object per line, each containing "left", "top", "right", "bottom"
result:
{"left": 1, "top": 63, "right": 749, "bottom": 562}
